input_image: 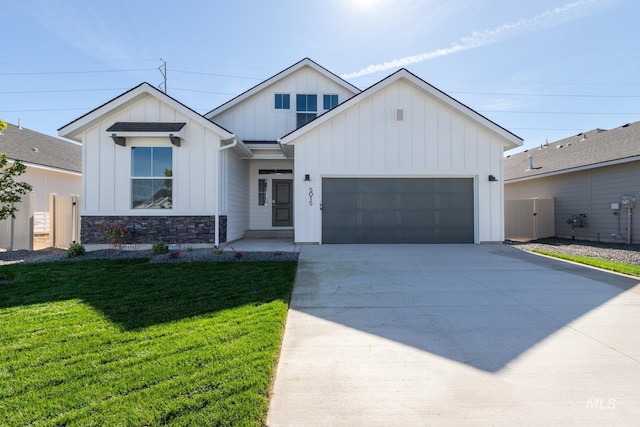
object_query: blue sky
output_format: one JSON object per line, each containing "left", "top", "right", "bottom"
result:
{"left": 1, "top": 0, "right": 637, "bottom": 153}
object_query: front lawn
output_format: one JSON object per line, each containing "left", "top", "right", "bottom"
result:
{"left": 0, "top": 259, "right": 297, "bottom": 426}
{"left": 532, "top": 250, "right": 640, "bottom": 277}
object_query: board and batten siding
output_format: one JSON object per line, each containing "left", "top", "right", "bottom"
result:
{"left": 291, "top": 80, "right": 507, "bottom": 244}
{"left": 81, "top": 94, "right": 221, "bottom": 216}
{"left": 505, "top": 161, "right": 640, "bottom": 243}
{"left": 212, "top": 67, "right": 354, "bottom": 141}
{"left": 222, "top": 149, "right": 250, "bottom": 242}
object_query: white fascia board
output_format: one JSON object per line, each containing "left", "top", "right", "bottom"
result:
{"left": 281, "top": 69, "right": 522, "bottom": 149}
{"left": 205, "top": 58, "right": 361, "bottom": 119}
{"left": 59, "top": 83, "right": 234, "bottom": 142}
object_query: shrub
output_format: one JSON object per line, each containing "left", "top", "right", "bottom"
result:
{"left": 95, "top": 221, "right": 128, "bottom": 250}
{"left": 152, "top": 241, "right": 169, "bottom": 255}
{"left": 67, "top": 242, "right": 85, "bottom": 258}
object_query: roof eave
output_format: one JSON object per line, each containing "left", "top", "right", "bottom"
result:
{"left": 280, "top": 69, "right": 523, "bottom": 147}
{"left": 205, "top": 58, "right": 361, "bottom": 119}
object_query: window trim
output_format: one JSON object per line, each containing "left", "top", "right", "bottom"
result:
{"left": 323, "top": 94, "right": 339, "bottom": 110}
{"left": 274, "top": 93, "right": 290, "bottom": 110}
{"left": 130, "top": 146, "right": 173, "bottom": 209}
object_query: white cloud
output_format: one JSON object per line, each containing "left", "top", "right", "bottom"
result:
{"left": 341, "top": 0, "right": 608, "bottom": 79}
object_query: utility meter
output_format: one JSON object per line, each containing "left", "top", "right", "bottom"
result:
{"left": 621, "top": 196, "right": 635, "bottom": 209}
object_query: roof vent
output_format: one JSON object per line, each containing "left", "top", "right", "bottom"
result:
{"left": 557, "top": 145, "right": 563, "bottom": 148}
{"left": 32, "top": 147, "right": 39, "bottom": 152}
{"left": 622, "top": 123, "right": 631, "bottom": 128}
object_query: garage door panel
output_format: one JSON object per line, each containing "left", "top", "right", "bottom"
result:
{"left": 322, "top": 178, "right": 474, "bottom": 244}
{"left": 401, "top": 211, "right": 435, "bottom": 226}
{"left": 323, "top": 211, "right": 359, "bottom": 227}
{"left": 439, "top": 210, "right": 474, "bottom": 227}
{"left": 361, "top": 211, "right": 397, "bottom": 227}
{"left": 324, "top": 227, "right": 359, "bottom": 244}
{"left": 323, "top": 178, "right": 358, "bottom": 193}
{"left": 325, "top": 194, "right": 358, "bottom": 210}
{"left": 398, "top": 228, "right": 437, "bottom": 243}
{"left": 399, "top": 194, "right": 436, "bottom": 209}
{"left": 440, "top": 194, "right": 474, "bottom": 210}
{"left": 438, "top": 227, "right": 474, "bottom": 243}
{"left": 360, "top": 178, "right": 397, "bottom": 192}
{"left": 361, "top": 193, "right": 396, "bottom": 207}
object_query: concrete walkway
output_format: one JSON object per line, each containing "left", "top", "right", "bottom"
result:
{"left": 267, "top": 244, "right": 640, "bottom": 426}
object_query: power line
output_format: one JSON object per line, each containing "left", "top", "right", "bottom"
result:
{"left": 0, "top": 69, "right": 155, "bottom": 76}
{"left": 450, "top": 91, "right": 640, "bottom": 98}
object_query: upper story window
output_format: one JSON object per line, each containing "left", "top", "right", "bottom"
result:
{"left": 296, "top": 94, "right": 317, "bottom": 128}
{"left": 274, "top": 93, "right": 290, "bottom": 110}
{"left": 323, "top": 94, "right": 339, "bottom": 110}
{"left": 131, "top": 147, "right": 173, "bottom": 209}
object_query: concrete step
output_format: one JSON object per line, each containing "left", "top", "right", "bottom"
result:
{"left": 243, "top": 229, "right": 294, "bottom": 239}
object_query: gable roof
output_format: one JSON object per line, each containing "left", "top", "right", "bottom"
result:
{"left": 504, "top": 121, "right": 640, "bottom": 182}
{"left": 204, "top": 58, "right": 361, "bottom": 119}
{"left": 279, "top": 68, "right": 523, "bottom": 148}
{"left": 0, "top": 123, "right": 81, "bottom": 174}
{"left": 58, "top": 82, "right": 234, "bottom": 142}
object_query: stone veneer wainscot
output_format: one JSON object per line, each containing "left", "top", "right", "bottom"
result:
{"left": 81, "top": 216, "right": 227, "bottom": 245}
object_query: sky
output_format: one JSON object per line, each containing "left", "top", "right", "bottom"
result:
{"left": 1, "top": 0, "right": 638, "bottom": 154}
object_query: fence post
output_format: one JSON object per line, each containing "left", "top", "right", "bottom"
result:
{"left": 49, "top": 193, "right": 56, "bottom": 248}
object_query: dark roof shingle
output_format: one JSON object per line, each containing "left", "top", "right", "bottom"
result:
{"left": 505, "top": 121, "right": 640, "bottom": 181}
{"left": 0, "top": 123, "right": 81, "bottom": 173}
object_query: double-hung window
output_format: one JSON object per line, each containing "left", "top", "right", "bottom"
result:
{"left": 296, "top": 94, "right": 317, "bottom": 128}
{"left": 131, "top": 147, "right": 173, "bottom": 209}
{"left": 274, "top": 93, "right": 290, "bottom": 109}
{"left": 323, "top": 94, "right": 338, "bottom": 110}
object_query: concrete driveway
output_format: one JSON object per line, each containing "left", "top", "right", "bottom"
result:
{"left": 267, "top": 244, "right": 640, "bottom": 426}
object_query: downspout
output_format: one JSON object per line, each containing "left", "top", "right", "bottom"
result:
{"left": 216, "top": 135, "right": 238, "bottom": 247}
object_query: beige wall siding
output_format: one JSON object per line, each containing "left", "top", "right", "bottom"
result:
{"left": 505, "top": 161, "right": 640, "bottom": 242}
{"left": 17, "top": 166, "right": 81, "bottom": 213}
{"left": 292, "top": 80, "right": 507, "bottom": 244}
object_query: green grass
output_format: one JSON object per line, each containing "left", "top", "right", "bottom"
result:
{"left": 0, "top": 259, "right": 297, "bottom": 426}
{"left": 532, "top": 250, "right": 640, "bottom": 277}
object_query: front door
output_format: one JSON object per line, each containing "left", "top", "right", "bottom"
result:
{"left": 272, "top": 179, "right": 293, "bottom": 226}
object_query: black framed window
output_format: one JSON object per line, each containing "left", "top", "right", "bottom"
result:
{"left": 131, "top": 147, "right": 172, "bottom": 209}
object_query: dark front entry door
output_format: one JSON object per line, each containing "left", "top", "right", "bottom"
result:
{"left": 272, "top": 179, "right": 293, "bottom": 226}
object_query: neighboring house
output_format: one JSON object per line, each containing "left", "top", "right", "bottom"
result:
{"left": 504, "top": 121, "right": 640, "bottom": 244}
{"left": 59, "top": 58, "right": 522, "bottom": 248}
{"left": 0, "top": 122, "right": 81, "bottom": 235}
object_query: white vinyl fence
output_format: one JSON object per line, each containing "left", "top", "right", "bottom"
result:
{"left": 49, "top": 194, "right": 81, "bottom": 249}
{"left": 0, "top": 193, "right": 80, "bottom": 251}
{"left": 0, "top": 192, "right": 34, "bottom": 251}
{"left": 505, "top": 198, "right": 555, "bottom": 241}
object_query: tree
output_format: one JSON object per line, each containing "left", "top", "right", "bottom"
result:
{"left": 0, "top": 120, "right": 33, "bottom": 221}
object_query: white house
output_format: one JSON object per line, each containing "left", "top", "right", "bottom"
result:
{"left": 58, "top": 58, "right": 522, "bottom": 248}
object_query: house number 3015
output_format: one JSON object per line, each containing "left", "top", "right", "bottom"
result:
{"left": 308, "top": 187, "right": 314, "bottom": 206}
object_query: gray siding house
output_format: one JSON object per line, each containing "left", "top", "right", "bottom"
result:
{"left": 504, "top": 121, "right": 640, "bottom": 244}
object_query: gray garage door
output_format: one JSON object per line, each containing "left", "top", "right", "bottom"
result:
{"left": 322, "top": 178, "right": 474, "bottom": 244}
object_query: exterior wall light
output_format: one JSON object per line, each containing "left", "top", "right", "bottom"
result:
{"left": 304, "top": 174, "right": 311, "bottom": 181}
{"left": 488, "top": 175, "right": 498, "bottom": 182}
